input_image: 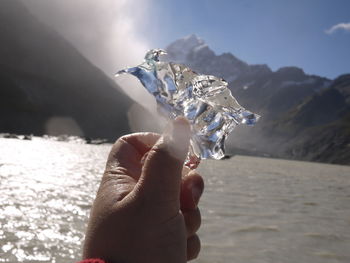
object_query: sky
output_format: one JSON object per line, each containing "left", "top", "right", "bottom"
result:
{"left": 24, "top": 0, "right": 350, "bottom": 80}
{"left": 142, "top": 0, "right": 350, "bottom": 79}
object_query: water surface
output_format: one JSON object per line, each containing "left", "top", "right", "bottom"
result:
{"left": 0, "top": 137, "right": 349, "bottom": 263}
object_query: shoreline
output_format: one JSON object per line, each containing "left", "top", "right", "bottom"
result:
{"left": 1, "top": 133, "right": 349, "bottom": 167}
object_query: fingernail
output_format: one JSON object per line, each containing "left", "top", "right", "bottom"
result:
{"left": 164, "top": 117, "right": 191, "bottom": 160}
{"left": 192, "top": 184, "right": 202, "bottom": 206}
{"left": 171, "top": 117, "right": 191, "bottom": 143}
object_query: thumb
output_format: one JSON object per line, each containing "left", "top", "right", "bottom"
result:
{"left": 138, "top": 117, "right": 191, "bottom": 206}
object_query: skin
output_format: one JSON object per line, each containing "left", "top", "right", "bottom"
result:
{"left": 83, "top": 118, "right": 204, "bottom": 263}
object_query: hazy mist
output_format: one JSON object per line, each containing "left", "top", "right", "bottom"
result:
{"left": 21, "top": 0, "right": 158, "bottom": 117}
{"left": 22, "top": 0, "right": 150, "bottom": 74}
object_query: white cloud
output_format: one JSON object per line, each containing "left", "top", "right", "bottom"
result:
{"left": 325, "top": 22, "right": 350, "bottom": 34}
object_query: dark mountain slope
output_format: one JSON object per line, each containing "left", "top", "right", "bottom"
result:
{"left": 0, "top": 0, "right": 131, "bottom": 140}
{"left": 278, "top": 74, "right": 350, "bottom": 164}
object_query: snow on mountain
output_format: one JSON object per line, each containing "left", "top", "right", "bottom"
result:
{"left": 164, "top": 35, "right": 350, "bottom": 165}
{"left": 166, "top": 34, "right": 275, "bottom": 87}
{"left": 165, "top": 34, "right": 205, "bottom": 63}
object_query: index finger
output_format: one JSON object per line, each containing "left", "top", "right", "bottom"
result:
{"left": 105, "top": 132, "right": 161, "bottom": 180}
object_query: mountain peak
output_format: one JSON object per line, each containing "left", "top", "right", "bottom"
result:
{"left": 166, "top": 35, "right": 253, "bottom": 80}
{"left": 166, "top": 34, "right": 207, "bottom": 63}
{"left": 182, "top": 34, "right": 204, "bottom": 45}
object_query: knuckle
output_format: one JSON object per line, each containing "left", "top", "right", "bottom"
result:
{"left": 147, "top": 146, "right": 180, "bottom": 168}
{"left": 149, "top": 145, "right": 170, "bottom": 159}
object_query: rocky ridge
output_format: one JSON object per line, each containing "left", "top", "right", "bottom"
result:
{"left": 166, "top": 34, "right": 350, "bottom": 164}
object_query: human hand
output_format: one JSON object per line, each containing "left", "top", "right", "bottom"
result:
{"left": 83, "top": 118, "right": 204, "bottom": 263}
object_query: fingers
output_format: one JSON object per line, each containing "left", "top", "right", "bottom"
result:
{"left": 180, "top": 171, "right": 204, "bottom": 211}
{"left": 181, "top": 170, "right": 203, "bottom": 260}
{"left": 105, "top": 132, "right": 160, "bottom": 180}
{"left": 187, "top": 234, "right": 201, "bottom": 261}
{"left": 96, "top": 132, "right": 161, "bottom": 205}
{"left": 138, "top": 117, "right": 191, "bottom": 206}
{"left": 183, "top": 208, "right": 201, "bottom": 237}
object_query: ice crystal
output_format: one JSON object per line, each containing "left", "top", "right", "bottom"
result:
{"left": 116, "top": 49, "right": 260, "bottom": 168}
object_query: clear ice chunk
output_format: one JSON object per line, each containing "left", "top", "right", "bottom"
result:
{"left": 115, "top": 49, "right": 260, "bottom": 168}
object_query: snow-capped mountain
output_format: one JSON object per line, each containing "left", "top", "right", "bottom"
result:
{"left": 165, "top": 35, "right": 350, "bottom": 165}
{"left": 166, "top": 34, "right": 330, "bottom": 115}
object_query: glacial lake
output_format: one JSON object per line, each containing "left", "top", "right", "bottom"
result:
{"left": 1, "top": 137, "right": 349, "bottom": 263}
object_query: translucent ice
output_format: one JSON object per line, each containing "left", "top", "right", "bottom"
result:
{"left": 116, "top": 49, "right": 260, "bottom": 168}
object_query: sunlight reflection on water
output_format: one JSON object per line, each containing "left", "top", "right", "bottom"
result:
{"left": 0, "top": 137, "right": 108, "bottom": 262}
{"left": 1, "top": 137, "right": 350, "bottom": 263}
